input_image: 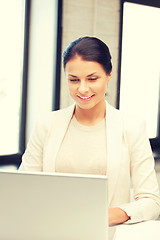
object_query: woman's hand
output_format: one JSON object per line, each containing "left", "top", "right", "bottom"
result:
{"left": 108, "top": 207, "right": 130, "bottom": 226}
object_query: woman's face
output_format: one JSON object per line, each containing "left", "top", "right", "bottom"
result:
{"left": 65, "top": 55, "right": 112, "bottom": 111}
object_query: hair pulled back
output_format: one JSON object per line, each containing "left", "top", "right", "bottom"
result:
{"left": 63, "top": 37, "right": 112, "bottom": 75}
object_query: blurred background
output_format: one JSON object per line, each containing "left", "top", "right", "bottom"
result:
{"left": 0, "top": 0, "right": 160, "bottom": 185}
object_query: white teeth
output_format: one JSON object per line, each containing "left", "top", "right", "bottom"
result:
{"left": 79, "top": 96, "right": 92, "bottom": 99}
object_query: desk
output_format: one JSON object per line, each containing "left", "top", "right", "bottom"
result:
{"left": 109, "top": 221, "right": 160, "bottom": 240}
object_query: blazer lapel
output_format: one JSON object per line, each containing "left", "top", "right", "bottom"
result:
{"left": 44, "top": 104, "right": 76, "bottom": 172}
{"left": 106, "top": 102, "right": 123, "bottom": 206}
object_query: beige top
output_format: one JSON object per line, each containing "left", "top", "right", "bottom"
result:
{"left": 55, "top": 115, "right": 107, "bottom": 175}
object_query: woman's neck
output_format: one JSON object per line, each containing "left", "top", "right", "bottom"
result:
{"left": 74, "top": 100, "right": 106, "bottom": 126}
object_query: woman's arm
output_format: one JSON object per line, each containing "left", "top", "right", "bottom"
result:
{"left": 109, "top": 207, "right": 130, "bottom": 225}
{"left": 19, "top": 114, "right": 51, "bottom": 171}
{"left": 119, "top": 117, "right": 160, "bottom": 223}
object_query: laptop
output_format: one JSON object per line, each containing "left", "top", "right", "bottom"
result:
{"left": 0, "top": 170, "right": 108, "bottom": 240}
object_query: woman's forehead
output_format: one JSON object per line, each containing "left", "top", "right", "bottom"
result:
{"left": 65, "top": 56, "right": 106, "bottom": 76}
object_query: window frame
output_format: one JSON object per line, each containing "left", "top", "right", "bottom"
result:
{"left": 52, "top": 0, "right": 63, "bottom": 111}
{"left": 118, "top": 0, "right": 160, "bottom": 154}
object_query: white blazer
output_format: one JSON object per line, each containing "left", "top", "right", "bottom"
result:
{"left": 19, "top": 102, "right": 160, "bottom": 223}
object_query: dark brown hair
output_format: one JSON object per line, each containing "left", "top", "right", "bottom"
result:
{"left": 63, "top": 37, "right": 112, "bottom": 75}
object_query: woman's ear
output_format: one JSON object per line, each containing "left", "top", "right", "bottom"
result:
{"left": 107, "top": 69, "right": 113, "bottom": 83}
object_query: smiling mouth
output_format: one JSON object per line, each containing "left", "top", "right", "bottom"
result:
{"left": 77, "top": 95, "right": 94, "bottom": 100}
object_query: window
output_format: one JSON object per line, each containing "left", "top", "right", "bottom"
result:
{"left": 0, "top": 0, "right": 26, "bottom": 156}
{"left": 119, "top": 1, "right": 160, "bottom": 148}
{"left": 0, "top": 0, "right": 62, "bottom": 166}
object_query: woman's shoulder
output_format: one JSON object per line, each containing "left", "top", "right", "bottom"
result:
{"left": 122, "top": 113, "right": 147, "bottom": 144}
{"left": 51, "top": 104, "right": 75, "bottom": 116}
{"left": 107, "top": 102, "right": 146, "bottom": 134}
{"left": 36, "top": 104, "right": 75, "bottom": 129}
{"left": 121, "top": 110, "right": 146, "bottom": 134}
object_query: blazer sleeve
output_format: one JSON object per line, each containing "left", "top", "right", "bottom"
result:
{"left": 19, "top": 114, "right": 52, "bottom": 172}
{"left": 119, "top": 117, "right": 160, "bottom": 224}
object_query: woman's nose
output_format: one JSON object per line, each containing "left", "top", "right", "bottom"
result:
{"left": 78, "top": 81, "right": 89, "bottom": 94}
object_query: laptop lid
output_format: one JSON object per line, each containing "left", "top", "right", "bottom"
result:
{"left": 0, "top": 170, "right": 108, "bottom": 240}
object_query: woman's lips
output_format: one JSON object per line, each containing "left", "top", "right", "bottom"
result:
{"left": 77, "top": 95, "right": 94, "bottom": 101}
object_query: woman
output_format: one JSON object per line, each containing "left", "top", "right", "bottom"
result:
{"left": 19, "top": 37, "right": 160, "bottom": 225}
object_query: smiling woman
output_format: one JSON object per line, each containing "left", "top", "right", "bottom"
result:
{"left": 63, "top": 37, "right": 112, "bottom": 125}
{"left": 19, "top": 37, "right": 160, "bottom": 226}
{"left": 65, "top": 56, "right": 112, "bottom": 124}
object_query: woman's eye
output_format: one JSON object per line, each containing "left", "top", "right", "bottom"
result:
{"left": 88, "top": 77, "right": 98, "bottom": 81}
{"left": 69, "top": 79, "right": 79, "bottom": 82}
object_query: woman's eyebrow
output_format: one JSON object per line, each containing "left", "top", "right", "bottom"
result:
{"left": 87, "top": 72, "right": 97, "bottom": 77}
{"left": 68, "top": 74, "right": 78, "bottom": 77}
{"left": 68, "top": 72, "right": 97, "bottom": 77}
